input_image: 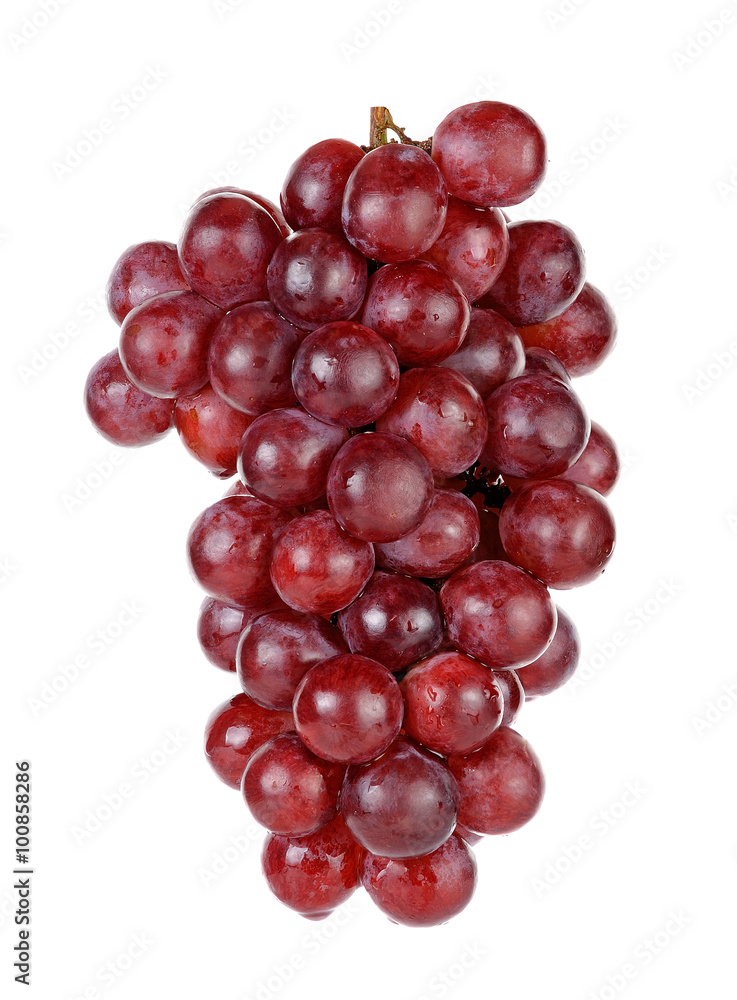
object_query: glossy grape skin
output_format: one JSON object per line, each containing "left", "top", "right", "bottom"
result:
{"left": 174, "top": 383, "right": 252, "bottom": 478}
{"left": 119, "top": 290, "right": 223, "bottom": 398}
{"left": 281, "top": 138, "right": 365, "bottom": 232}
{"left": 267, "top": 228, "right": 367, "bottom": 331}
{"left": 187, "top": 496, "right": 292, "bottom": 611}
{"left": 207, "top": 302, "right": 300, "bottom": 415}
{"left": 270, "top": 510, "right": 374, "bottom": 615}
{"left": 376, "top": 367, "right": 487, "bottom": 478}
{"left": 337, "top": 572, "right": 443, "bottom": 672}
{"left": 361, "top": 261, "right": 470, "bottom": 366}
{"left": 375, "top": 490, "right": 480, "bottom": 579}
{"left": 448, "top": 727, "right": 545, "bottom": 835}
{"left": 204, "top": 693, "right": 293, "bottom": 788}
{"left": 482, "top": 373, "right": 590, "bottom": 479}
{"left": 293, "top": 654, "right": 403, "bottom": 764}
{"left": 326, "top": 433, "right": 434, "bottom": 543}
{"left": 242, "top": 732, "right": 344, "bottom": 836}
{"left": 439, "top": 307, "right": 524, "bottom": 398}
{"left": 558, "top": 421, "right": 620, "bottom": 496}
{"left": 262, "top": 815, "right": 361, "bottom": 918}
{"left": 179, "top": 193, "right": 283, "bottom": 310}
{"left": 432, "top": 101, "right": 547, "bottom": 207}
{"left": 361, "top": 834, "right": 477, "bottom": 927}
{"left": 454, "top": 823, "right": 483, "bottom": 847}
{"left": 291, "top": 321, "right": 399, "bottom": 427}
{"left": 499, "top": 479, "right": 616, "bottom": 589}
{"left": 401, "top": 651, "right": 504, "bottom": 755}
{"left": 195, "top": 187, "right": 291, "bottom": 238}
{"left": 238, "top": 409, "right": 348, "bottom": 508}
{"left": 342, "top": 143, "right": 448, "bottom": 263}
{"left": 237, "top": 609, "right": 347, "bottom": 711}
{"left": 524, "top": 345, "right": 571, "bottom": 382}
{"left": 492, "top": 669, "right": 525, "bottom": 726}
{"left": 197, "top": 597, "right": 252, "bottom": 673}
{"left": 106, "top": 241, "right": 190, "bottom": 325}
{"left": 441, "top": 560, "right": 557, "bottom": 670}
{"left": 516, "top": 606, "right": 580, "bottom": 697}
{"left": 518, "top": 283, "right": 617, "bottom": 377}
{"left": 84, "top": 350, "right": 175, "bottom": 446}
{"left": 340, "top": 737, "right": 459, "bottom": 859}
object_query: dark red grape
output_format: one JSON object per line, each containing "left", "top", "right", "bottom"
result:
{"left": 179, "top": 193, "right": 283, "bottom": 310}
{"left": 106, "top": 241, "right": 190, "bottom": 325}
{"left": 270, "top": 510, "right": 374, "bottom": 615}
{"left": 439, "top": 307, "right": 524, "bottom": 398}
{"left": 448, "top": 726, "right": 545, "bottom": 835}
{"left": 195, "top": 187, "right": 290, "bottom": 238}
{"left": 238, "top": 408, "right": 348, "bottom": 508}
{"left": 440, "top": 559, "right": 556, "bottom": 669}
{"left": 558, "top": 421, "right": 620, "bottom": 496}
{"left": 337, "top": 571, "right": 443, "bottom": 672}
{"left": 204, "top": 693, "right": 293, "bottom": 788}
{"left": 361, "top": 260, "right": 470, "bottom": 366}
{"left": 237, "top": 609, "right": 347, "bottom": 711}
{"left": 518, "top": 283, "right": 617, "bottom": 376}
{"left": 468, "top": 507, "right": 508, "bottom": 564}
{"left": 242, "top": 732, "right": 344, "bottom": 836}
{"left": 281, "top": 138, "right": 365, "bottom": 232}
{"left": 523, "top": 345, "right": 571, "bottom": 381}
{"left": 342, "top": 143, "right": 447, "bottom": 263}
{"left": 174, "top": 383, "right": 253, "bottom": 478}
{"left": 119, "top": 290, "right": 223, "bottom": 398}
{"left": 432, "top": 101, "right": 547, "bottom": 207}
{"left": 340, "top": 737, "right": 459, "bottom": 859}
{"left": 197, "top": 597, "right": 252, "bottom": 673}
{"left": 516, "top": 606, "right": 580, "bottom": 697}
{"left": 267, "top": 228, "right": 367, "bottom": 330}
{"left": 499, "top": 479, "right": 616, "bottom": 589}
{"left": 401, "top": 651, "right": 504, "bottom": 755}
{"left": 291, "top": 321, "right": 399, "bottom": 427}
{"left": 376, "top": 367, "right": 487, "bottom": 478}
{"left": 492, "top": 669, "right": 525, "bottom": 725}
{"left": 84, "top": 350, "right": 174, "bottom": 446}
{"left": 361, "top": 834, "right": 477, "bottom": 927}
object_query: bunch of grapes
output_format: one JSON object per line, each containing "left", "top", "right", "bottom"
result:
{"left": 85, "top": 101, "right": 618, "bottom": 927}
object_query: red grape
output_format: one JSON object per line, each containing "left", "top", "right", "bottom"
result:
{"left": 84, "top": 350, "right": 174, "bottom": 446}
{"left": 197, "top": 597, "right": 252, "bottom": 673}
{"left": 439, "top": 307, "right": 524, "bottom": 398}
{"left": 195, "top": 187, "right": 290, "bottom": 238}
{"left": 174, "top": 383, "right": 253, "bottom": 478}
{"left": 516, "top": 606, "right": 580, "bottom": 696}
{"left": 106, "top": 240, "right": 190, "bottom": 325}
{"left": 558, "top": 420, "right": 620, "bottom": 496}
{"left": 492, "top": 668, "right": 525, "bottom": 725}
{"left": 281, "top": 138, "right": 365, "bottom": 232}
{"left": 523, "top": 345, "right": 571, "bottom": 381}
{"left": 204, "top": 693, "right": 293, "bottom": 788}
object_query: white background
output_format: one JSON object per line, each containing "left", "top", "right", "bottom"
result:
{"left": 2, "top": 0, "right": 736, "bottom": 998}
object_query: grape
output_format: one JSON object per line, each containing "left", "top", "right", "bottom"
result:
{"left": 439, "top": 307, "right": 524, "bottom": 398}
{"left": 492, "top": 669, "right": 525, "bottom": 726}
{"left": 337, "top": 571, "right": 443, "bottom": 671}
{"left": 448, "top": 727, "right": 545, "bottom": 835}
{"left": 440, "top": 559, "right": 557, "bottom": 669}
{"left": 119, "top": 290, "right": 223, "bottom": 398}
{"left": 376, "top": 366, "right": 488, "bottom": 478}
{"left": 499, "top": 479, "right": 616, "bottom": 589}
{"left": 432, "top": 101, "right": 547, "bottom": 207}
{"left": 293, "top": 653, "right": 403, "bottom": 764}
{"left": 266, "top": 228, "right": 367, "bottom": 330}
{"left": 174, "top": 383, "right": 253, "bottom": 478}
{"left": 197, "top": 597, "right": 253, "bottom": 673}
{"left": 237, "top": 408, "right": 348, "bottom": 508}
{"left": 523, "top": 345, "right": 571, "bottom": 381}
{"left": 84, "top": 350, "right": 174, "bottom": 446}
{"left": 106, "top": 240, "right": 190, "bottom": 325}
{"left": 482, "top": 372, "right": 590, "bottom": 478}
{"left": 340, "top": 736, "right": 459, "bottom": 859}
{"left": 270, "top": 509, "right": 374, "bottom": 615}
{"left": 195, "top": 187, "right": 291, "bottom": 238}
{"left": 375, "top": 489, "right": 480, "bottom": 579}
{"left": 342, "top": 143, "right": 447, "bottom": 262}
{"left": 242, "top": 732, "right": 345, "bottom": 836}
{"left": 516, "top": 606, "right": 580, "bottom": 697}
{"left": 468, "top": 507, "right": 508, "bottom": 564}
{"left": 207, "top": 301, "right": 300, "bottom": 415}
{"left": 326, "top": 432, "right": 434, "bottom": 543}
{"left": 401, "top": 651, "right": 504, "bottom": 755}
{"left": 179, "top": 193, "right": 283, "bottom": 310}
{"left": 204, "top": 693, "right": 293, "bottom": 788}
{"left": 361, "top": 834, "right": 477, "bottom": 927}
{"left": 517, "top": 283, "right": 617, "bottom": 376}
{"left": 187, "top": 496, "right": 292, "bottom": 611}
{"left": 237, "top": 609, "right": 347, "bottom": 711}
{"left": 361, "top": 260, "right": 470, "bottom": 366}
{"left": 281, "top": 138, "right": 365, "bottom": 232}
{"left": 558, "top": 421, "right": 620, "bottom": 496}
{"left": 291, "top": 321, "right": 399, "bottom": 427}
{"left": 480, "top": 220, "right": 586, "bottom": 327}
{"left": 454, "top": 824, "right": 483, "bottom": 847}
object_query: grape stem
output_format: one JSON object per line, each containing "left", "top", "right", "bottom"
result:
{"left": 365, "top": 107, "right": 433, "bottom": 153}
